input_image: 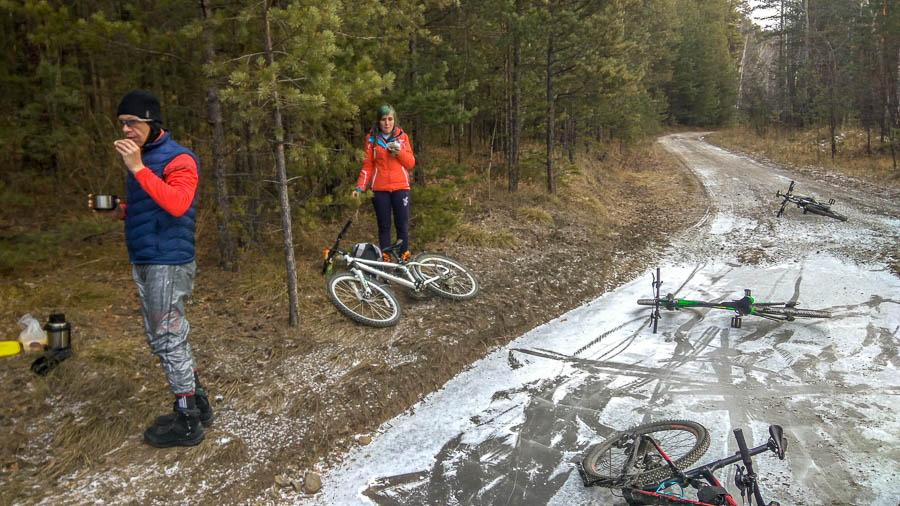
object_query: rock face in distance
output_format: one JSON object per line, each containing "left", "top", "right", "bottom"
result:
{"left": 304, "top": 471, "right": 322, "bottom": 494}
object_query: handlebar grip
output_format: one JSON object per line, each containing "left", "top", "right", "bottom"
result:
{"left": 339, "top": 219, "right": 352, "bottom": 237}
{"left": 733, "top": 428, "right": 753, "bottom": 467}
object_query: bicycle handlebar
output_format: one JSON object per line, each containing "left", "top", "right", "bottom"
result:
{"left": 733, "top": 428, "right": 769, "bottom": 506}
{"left": 323, "top": 219, "right": 353, "bottom": 274}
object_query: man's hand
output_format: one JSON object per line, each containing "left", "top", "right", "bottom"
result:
{"left": 114, "top": 139, "right": 145, "bottom": 174}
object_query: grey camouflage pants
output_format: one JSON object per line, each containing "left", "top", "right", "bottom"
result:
{"left": 132, "top": 261, "right": 197, "bottom": 395}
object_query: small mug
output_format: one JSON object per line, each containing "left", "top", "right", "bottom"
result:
{"left": 93, "top": 194, "right": 118, "bottom": 211}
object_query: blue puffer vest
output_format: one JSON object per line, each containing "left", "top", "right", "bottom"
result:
{"left": 125, "top": 131, "right": 199, "bottom": 265}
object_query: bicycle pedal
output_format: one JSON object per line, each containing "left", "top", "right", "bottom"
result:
{"left": 731, "top": 316, "right": 742, "bottom": 328}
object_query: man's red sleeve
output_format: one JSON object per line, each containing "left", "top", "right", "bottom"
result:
{"left": 133, "top": 154, "right": 198, "bottom": 217}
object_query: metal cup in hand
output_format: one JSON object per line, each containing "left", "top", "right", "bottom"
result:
{"left": 93, "top": 194, "right": 117, "bottom": 211}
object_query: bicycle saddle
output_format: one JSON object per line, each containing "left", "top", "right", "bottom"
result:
{"left": 381, "top": 240, "right": 406, "bottom": 258}
{"left": 730, "top": 295, "right": 754, "bottom": 315}
{"left": 697, "top": 486, "right": 728, "bottom": 505}
{"left": 768, "top": 425, "right": 786, "bottom": 459}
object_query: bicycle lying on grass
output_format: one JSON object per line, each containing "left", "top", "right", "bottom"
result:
{"left": 321, "top": 220, "right": 479, "bottom": 327}
{"left": 775, "top": 180, "right": 847, "bottom": 221}
{"left": 638, "top": 268, "right": 831, "bottom": 333}
{"left": 579, "top": 419, "right": 788, "bottom": 506}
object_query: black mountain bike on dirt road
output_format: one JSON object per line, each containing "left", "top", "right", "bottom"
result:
{"left": 321, "top": 220, "right": 479, "bottom": 327}
{"left": 638, "top": 268, "right": 831, "bottom": 333}
{"left": 775, "top": 180, "right": 847, "bottom": 221}
{"left": 579, "top": 419, "right": 788, "bottom": 506}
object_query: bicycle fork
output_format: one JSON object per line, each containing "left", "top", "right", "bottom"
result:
{"left": 620, "top": 434, "right": 690, "bottom": 487}
{"left": 351, "top": 269, "right": 376, "bottom": 300}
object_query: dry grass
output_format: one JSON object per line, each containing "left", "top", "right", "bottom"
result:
{"left": 515, "top": 206, "right": 554, "bottom": 226}
{"left": 708, "top": 126, "right": 900, "bottom": 187}
{"left": 452, "top": 223, "right": 519, "bottom": 249}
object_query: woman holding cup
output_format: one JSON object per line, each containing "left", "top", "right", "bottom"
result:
{"left": 352, "top": 104, "right": 416, "bottom": 261}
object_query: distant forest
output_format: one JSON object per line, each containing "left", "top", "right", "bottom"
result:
{"left": 1, "top": 0, "right": 896, "bottom": 264}
{"left": 741, "top": 0, "right": 898, "bottom": 161}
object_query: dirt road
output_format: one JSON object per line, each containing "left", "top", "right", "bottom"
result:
{"left": 307, "top": 133, "right": 900, "bottom": 505}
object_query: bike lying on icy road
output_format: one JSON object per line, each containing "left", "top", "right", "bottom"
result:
{"left": 775, "top": 180, "right": 847, "bottom": 221}
{"left": 638, "top": 268, "right": 831, "bottom": 333}
{"left": 321, "top": 220, "right": 479, "bottom": 327}
{"left": 579, "top": 419, "right": 788, "bottom": 506}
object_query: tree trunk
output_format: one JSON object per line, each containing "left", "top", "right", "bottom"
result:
{"left": 242, "top": 121, "right": 263, "bottom": 244}
{"left": 505, "top": 47, "right": 512, "bottom": 190}
{"left": 546, "top": 4, "right": 557, "bottom": 195}
{"left": 409, "top": 38, "right": 425, "bottom": 187}
{"left": 457, "top": 107, "right": 463, "bottom": 164}
{"left": 264, "top": 1, "right": 300, "bottom": 327}
{"left": 200, "top": 0, "right": 237, "bottom": 272}
{"left": 568, "top": 115, "right": 575, "bottom": 164}
{"left": 508, "top": 0, "right": 521, "bottom": 193}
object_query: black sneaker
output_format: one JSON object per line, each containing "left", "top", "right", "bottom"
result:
{"left": 154, "top": 390, "right": 214, "bottom": 428}
{"left": 144, "top": 408, "right": 204, "bottom": 448}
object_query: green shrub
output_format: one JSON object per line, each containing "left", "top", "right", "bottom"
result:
{"left": 411, "top": 184, "right": 461, "bottom": 245}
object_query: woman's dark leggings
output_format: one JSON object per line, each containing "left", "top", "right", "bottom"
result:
{"left": 372, "top": 189, "right": 410, "bottom": 252}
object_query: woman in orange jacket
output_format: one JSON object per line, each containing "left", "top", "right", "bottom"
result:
{"left": 352, "top": 105, "right": 416, "bottom": 260}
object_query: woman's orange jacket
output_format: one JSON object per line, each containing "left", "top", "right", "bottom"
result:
{"left": 355, "top": 127, "right": 415, "bottom": 192}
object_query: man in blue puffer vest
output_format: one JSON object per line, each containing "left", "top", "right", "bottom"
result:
{"left": 101, "top": 90, "right": 213, "bottom": 447}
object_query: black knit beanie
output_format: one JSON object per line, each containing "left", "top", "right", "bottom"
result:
{"left": 117, "top": 90, "right": 162, "bottom": 123}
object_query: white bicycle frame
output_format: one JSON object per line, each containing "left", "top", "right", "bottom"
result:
{"left": 336, "top": 253, "right": 443, "bottom": 292}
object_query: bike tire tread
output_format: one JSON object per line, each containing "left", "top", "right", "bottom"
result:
{"left": 581, "top": 419, "right": 710, "bottom": 488}
{"left": 755, "top": 306, "right": 831, "bottom": 319}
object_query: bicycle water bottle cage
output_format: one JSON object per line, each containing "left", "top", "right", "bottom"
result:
{"left": 655, "top": 480, "right": 684, "bottom": 498}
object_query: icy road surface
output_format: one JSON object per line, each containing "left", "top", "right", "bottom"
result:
{"left": 300, "top": 133, "right": 900, "bottom": 506}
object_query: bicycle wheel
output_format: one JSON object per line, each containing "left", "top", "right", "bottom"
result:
{"left": 411, "top": 253, "right": 479, "bottom": 300}
{"left": 755, "top": 306, "right": 831, "bottom": 319}
{"left": 804, "top": 204, "right": 848, "bottom": 222}
{"left": 637, "top": 299, "right": 658, "bottom": 306}
{"left": 581, "top": 420, "right": 710, "bottom": 488}
{"left": 327, "top": 270, "right": 401, "bottom": 327}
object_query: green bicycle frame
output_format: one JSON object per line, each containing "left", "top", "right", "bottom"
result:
{"left": 659, "top": 293, "right": 755, "bottom": 316}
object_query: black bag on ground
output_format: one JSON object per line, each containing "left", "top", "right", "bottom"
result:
{"left": 351, "top": 243, "right": 381, "bottom": 261}
{"left": 350, "top": 243, "right": 383, "bottom": 281}
{"left": 31, "top": 347, "right": 73, "bottom": 376}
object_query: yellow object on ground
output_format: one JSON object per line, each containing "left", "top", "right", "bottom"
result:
{"left": 0, "top": 340, "right": 23, "bottom": 357}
